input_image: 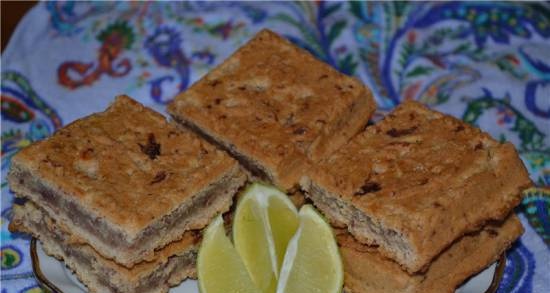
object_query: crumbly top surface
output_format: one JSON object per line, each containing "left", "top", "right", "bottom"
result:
{"left": 13, "top": 96, "right": 237, "bottom": 234}
{"left": 310, "top": 100, "right": 530, "bottom": 229}
{"left": 168, "top": 29, "right": 371, "bottom": 171}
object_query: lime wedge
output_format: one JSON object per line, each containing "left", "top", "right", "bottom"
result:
{"left": 233, "top": 182, "right": 299, "bottom": 293}
{"left": 197, "top": 216, "right": 261, "bottom": 293}
{"left": 276, "top": 204, "right": 343, "bottom": 293}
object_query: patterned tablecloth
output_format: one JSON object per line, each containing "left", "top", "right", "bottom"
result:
{"left": 1, "top": 2, "right": 549, "bottom": 293}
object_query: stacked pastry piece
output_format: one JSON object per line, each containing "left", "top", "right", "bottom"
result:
{"left": 169, "top": 30, "right": 532, "bottom": 292}
{"left": 9, "top": 29, "right": 532, "bottom": 293}
{"left": 300, "top": 101, "right": 532, "bottom": 292}
{"left": 8, "top": 96, "right": 247, "bottom": 293}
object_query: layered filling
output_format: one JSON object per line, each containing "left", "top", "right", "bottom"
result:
{"left": 15, "top": 201, "right": 198, "bottom": 293}
{"left": 305, "top": 180, "right": 413, "bottom": 266}
{"left": 338, "top": 214, "right": 520, "bottom": 293}
{"left": 11, "top": 165, "right": 243, "bottom": 265}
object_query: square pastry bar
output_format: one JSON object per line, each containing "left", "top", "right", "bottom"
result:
{"left": 10, "top": 201, "right": 199, "bottom": 293}
{"left": 301, "top": 101, "right": 532, "bottom": 273}
{"left": 168, "top": 29, "right": 376, "bottom": 191}
{"left": 8, "top": 96, "right": 246, "bottom": 267}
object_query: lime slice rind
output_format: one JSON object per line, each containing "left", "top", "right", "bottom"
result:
{"left": 233, "top": 182, "right": 299, "bottom": 293}
{"left": 197, "top": 215, "right": 261, "bottom": 293}
{"left": 275, "top": 224, "right": 300, "bottom": 293}
{"left": 276, "top": 205, "right": 343, "bottom": 293}
{"left": 253, "top": 185, "right": 282, "bottom": 277}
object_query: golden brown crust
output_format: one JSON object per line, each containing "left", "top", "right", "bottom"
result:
{"left": 340, "top": 214, "right": 524, "bottom": 293}
{"left": 8, "top": 95, "right": 245, "bottom": 267}
{"left": 168, "top": 29, "right": 376, "bottom": 190}
{"left": 303, "top": 101, "right": 532, "bottom": 273}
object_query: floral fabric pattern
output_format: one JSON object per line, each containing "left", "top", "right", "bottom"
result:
{"left": 1, "top": 2, "right": 548, "bottom": 292}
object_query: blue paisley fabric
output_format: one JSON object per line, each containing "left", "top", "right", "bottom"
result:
{"left": 1, "top": 2, "right": 549, "bottom": 293}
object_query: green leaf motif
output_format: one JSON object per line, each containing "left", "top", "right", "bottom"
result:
{"left": 271, "top": 13, "right": 323, "bottom": 57}
{"left": 393, "top": 1, "right": 409, "bottom": 18}
{"left": 406, "top": 65, "right": 434, "bottom": 78}
{"left": 463, "top": 95, "right": 546, "bottom": 152}
{"left": 322, "top": 3, "right": 342, "bottom": 18}
{"left": 521, "top": 188, "right": 550, "bottom": 245}
{"left": 4, "top": 253, "right": 15, "bottom": 267}
{"left": 436, "top": 92, "right": 451, "bottom": 104}
{"left": 453, "top": 43, "right": 471, "bottom": 54}
{"left": 398, "top": 42, "right": 415, "bottom": 68}
{"left": 96, "top": 21, "right": 135, "bottom": 49}
{"left": 328, "top": 20, "right": 347, "bottom": 45}
{"left": 513, "top": 115, "right": 545, "bottom": 151}
{"left": 338, "top": 54, "right": 358, "bottom": 76}
{"left": 349, "top": 1, "right": 363, "bottom": 19}
{"left": 523, "top": 151, "right": 550, "bottom": 170}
